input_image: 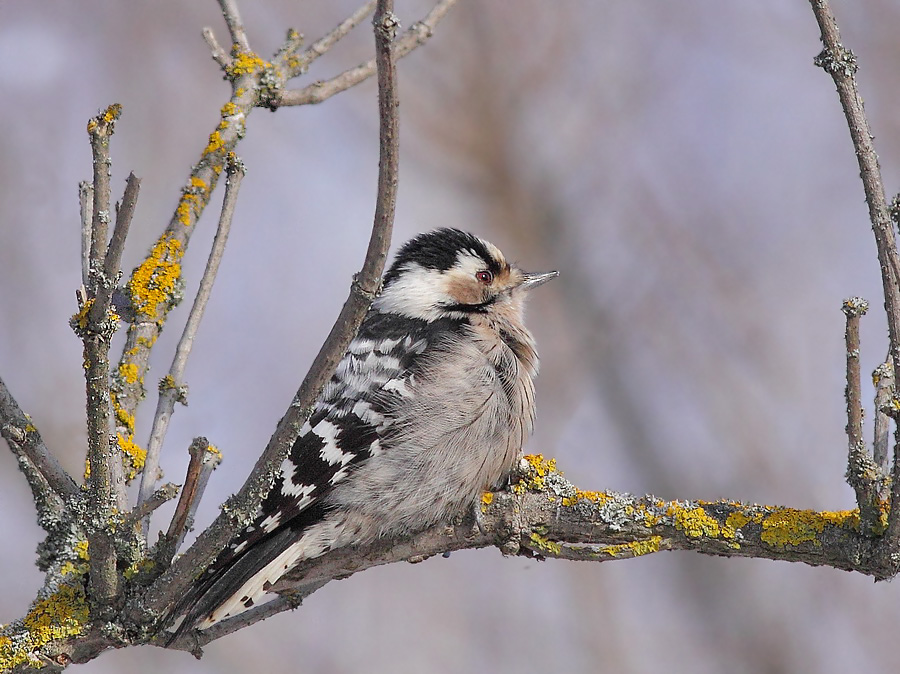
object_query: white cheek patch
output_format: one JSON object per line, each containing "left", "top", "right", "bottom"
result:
{"left": 373, "top": 263, "right": 452, "bottom": 321}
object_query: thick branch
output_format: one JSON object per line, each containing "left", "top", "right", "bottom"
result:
{"left": 161, "top": 456, "right": 887, "bottom": 649}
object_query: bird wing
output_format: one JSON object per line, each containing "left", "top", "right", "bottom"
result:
{"left": 168, "top": 312, "right": 450, "bottom": 635}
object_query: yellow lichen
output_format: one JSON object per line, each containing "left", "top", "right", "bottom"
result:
{"left": 0, "top": 584, "right": 90, "bottom": 670}
{"left": 203, "top": 130, "right": 225, "bottom": 156}
{"left": 118, "top": 362, "right": 139, "bottom": 385}
{"left": 514, "top": 454, "right": 559, "bottom": 494}
{"left": 228, "top": 51, "right": 268, "bottom": 76}
{"left": 127, "top": 235, "right": 183, "bottom": 317}
{"left": 529, "top": 532, "right": 562, "bottom": 556}
{"left": 672, "top": 505, "right": 721, "bottom": 539}
{"left": 70, "top": 299, "right": 94, "bottom": 331}
{"left": 123, "top": 558, "right": 155, "bottom": 580}
{"left": 102, "top": 104, "right": 122, "bottom": 124}
{"left": 111, "top": 392, "right": 136, "bottom": 434}
{"left": 759, "top": 507, "right": 858, "bottom": 549}
{"left": 600, "top": 536, "right": 662, "bottom": 558}
{"left": 117, "top": 433, "right": 146, "bottom": 481}
{"left": 640, "top": 504, "right": 663, "bottom": 527}
{"left": 562, "top": 488, "right": 611, "bottom": 507}
{"left": 480, "top": 491, "right": 493, "bottom": 514}
{"left": 221, "top": 101, "right": 238, "bottom": 117}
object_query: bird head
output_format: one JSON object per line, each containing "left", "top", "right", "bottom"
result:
{"left": 374, "top": 228, "right": 557, "bottom": 322}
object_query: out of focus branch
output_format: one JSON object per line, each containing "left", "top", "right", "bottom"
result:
{"left": 275, "top": 0, "right": 457, "bottom": 107}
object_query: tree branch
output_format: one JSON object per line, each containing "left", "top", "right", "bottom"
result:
{"left": 79, "top": 105, "right": 130, "bottom": 607}
{"left": 158, "top": 437, "right": 222, "bottom": 565}
{"left": 275, "top": 0, "right": 457, "bottom": 107}
{"left": 137, "top": 0, "right": 402, "bottom": 621}
{"left": 217, "top": 0, "right": 250, "bottom": 53}
{"left": 873, "top": 355, "right": 894, "bottom": 469}
{"left": 78, "top": 181, "right": 93, "bottom": 290}
{"left": 277, "top": 1, "right": 376, "bottom": 79}
{"left": 808, "top": 0, "right": 900, "bottom": 569}
{"left": 0, "top": 374, "right": 79, "bottom": 502}
{"left": 137, "top": 156, "right": 243, "bottom": 536}
{"left": 158, "top": 455, "right": 887, "bottom": 650}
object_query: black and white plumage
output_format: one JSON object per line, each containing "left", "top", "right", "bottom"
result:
{"left": 171, "top": 228, "right": 556, "bottom": 635}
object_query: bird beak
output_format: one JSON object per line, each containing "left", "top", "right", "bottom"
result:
{"left": 520, "top": 270, "right": 559, "bottom": 290}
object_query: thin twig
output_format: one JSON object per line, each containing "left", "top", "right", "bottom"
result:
{"left": 843, "top": 297, "right": 866, "bottom": 450}
{"left": 138, "top": 0, "right": 402, "bottom": 619}
{"left": 841, "top": 298, "right": 886, "bottom": 533}
{"left": 873, "top": 355, "right": 894, "bottom": 468}
{"left": 137, "top": 158, "right": 244, "bottom": 536}
{"left": 276, "top": 0, "right": 457, "bottom": 107}
{"left": 218, "top": 0, "right": 250, "bottom": 52}
{"left": 281, "top": 0, "right": 376, "bottom": 78}
{"left": 79, "top": 181, "right": 93, "bottom": 289}
{"left": 808, "top": 0, "right": 900, "bottom": 561}
{"left": 159, "top": 437, "right": 222, "bottom": 565}
{"left": 87, "top": 107, "right": 117, "bottom": 280}
{"left": 124, "top": 483, "right": 180, "bottom": 526}
{"left": 103, "top": 173, "right": 141, "bottom": 285}
{"left": 0, "top": 374, "right": 79, "bottom": 500}
{"left": 202, "top": 27, "right": 230, "bottom": 69}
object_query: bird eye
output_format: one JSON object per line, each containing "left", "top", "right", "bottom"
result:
{"left": 476, "top": 270, "right": 493, "bottom": 285}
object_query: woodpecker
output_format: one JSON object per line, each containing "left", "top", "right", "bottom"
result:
{"left": 170, "top": 228, "right": 556, "bottom": 636}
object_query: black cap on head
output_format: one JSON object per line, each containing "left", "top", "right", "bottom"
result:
{"left": 383, "top": 229, "right": 502, "bottom": 288}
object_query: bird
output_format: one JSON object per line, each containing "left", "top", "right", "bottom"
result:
{"left": 169, "top": 228, "right": 557, "bottom": 637}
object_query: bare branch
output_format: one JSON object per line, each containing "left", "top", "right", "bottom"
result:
{"left": 808, "top": 0, "right": 900, "bottom": 565}
{"left": 842, "top": 297, "right": 866, "bottom": 451}
{"left": 138, "top": 0, "right": 403, "bottom": 620}
{"left": 217, "top": 0, "right": 250, "bottom": 52}
{"left": 275, "top": 0, "right": 457, "bottom": 107}
{"left": 278, "top": 1, "right": 376, "bottom": 78}
{"left": 202, "top": 27, "right": 230, "bottom": 69}
{"left": 843, "top": 297, "right": 889, "bottom": 535}
{"left": 124, "top": 482, "right": 180, "bottom": 526}
{"left": 137, "top": 157, "right": 244, "bottom": 533}
{"left": 103, "top": 172, "right": 140, "bottom": 285}
{"left": 873, "top": 355, "right": 894, "bottom": 468}
{"left": 80, "top": 104, "right": 128, "bottom": 606}
{"left": 86, "top": 106, "right": 118, "bottom": 278}
{"left": 0, "top": 374, "right": 79, "bottom": 501}
{"left": 79, "top": 181, "right": 93, "bottom": 289}
{"left": 160, "top": 438, "right": 222, "bottom": 563}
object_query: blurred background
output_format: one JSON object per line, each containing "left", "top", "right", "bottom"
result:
{"left": 1, "top": 1, "right": 899, "bottom": 672}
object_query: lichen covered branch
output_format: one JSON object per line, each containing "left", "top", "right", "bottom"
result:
{"left": 161, "top": 455, "right": 887, "bottom": 650}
